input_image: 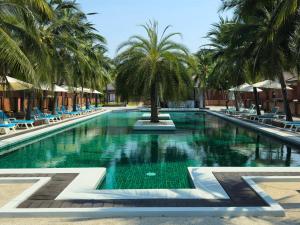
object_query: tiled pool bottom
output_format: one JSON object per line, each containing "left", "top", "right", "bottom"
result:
{"left": 0, "top": 111, "right": 299, "bottom": 190}
{"left": 98, "top": 161, "right": 195, "bottom": 189}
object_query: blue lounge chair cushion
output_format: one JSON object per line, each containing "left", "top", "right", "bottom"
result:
{"left": 14, "top": 120, "right": 34, "bottom": 124}
{"left": 0, "top": 123, "right": 16, "bottom": 128}
{"left": 284, "top": 121, "right": 300, "bottom": 125}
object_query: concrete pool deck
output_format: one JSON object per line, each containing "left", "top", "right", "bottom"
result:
{"left": 0, "top": 182, "right": 299, "bottom": 224}
{"left": 133, "top": 120, "right": 176, "bottom": 131}
{"left": 0, "top": 167, "right": 300, "bottom": 218}
{"left": 141, "top": 113, "right": 171, "bottom": 120}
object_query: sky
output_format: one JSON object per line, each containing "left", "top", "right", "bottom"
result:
{"left": 76, "top": 0, "right": 230, "bottom": 57}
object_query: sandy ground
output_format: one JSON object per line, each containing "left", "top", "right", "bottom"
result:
{"left": 0, "top": 182, "right": 34, "bottom": 207}
{"left": 0, "top": 181, "right": 299, "bottom": 225}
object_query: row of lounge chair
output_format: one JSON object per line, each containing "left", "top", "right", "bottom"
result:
{"left": 0, "top": 110, "right": 35, "bottom": 134}
{"left": 222, "top": 105, "right": 300, "bottom": 133}
{"left": 223, "top": 104, "right": 257, "bottom": 117}
{"left": 0, "top": 105, "right": 102, "bottom": 135}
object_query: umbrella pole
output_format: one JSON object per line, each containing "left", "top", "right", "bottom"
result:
{"left": 279, "top": 73, "right": 293, "bottom": 121}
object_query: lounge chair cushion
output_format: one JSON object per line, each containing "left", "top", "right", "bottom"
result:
{"left": 0, "top": 123, "right": 16, "bottom": 128}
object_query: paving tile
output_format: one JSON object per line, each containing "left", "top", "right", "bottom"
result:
{"left": 92, "top": 202, "right": 104, "bottom": 207}
{"left": 61, "top": 201, "right": 73, "bottom": 208}
{"left": 39, "top": 201, "right": 53, "bottom": 208}
{"left": 1, "top": 171, "right": 298, "bottom": 209}
{"left": 103, "top": 202, "right": 114, "bottom": 208}
{"left": 28, "top": 200, "right": 44, "bottom": 208}
{"left": 48, "top": 201, "right": 64, "bottom": 208}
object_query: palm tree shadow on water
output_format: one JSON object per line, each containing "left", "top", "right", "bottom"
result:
{"left": 150, "top": 135, "right": 159, "bottom": 163}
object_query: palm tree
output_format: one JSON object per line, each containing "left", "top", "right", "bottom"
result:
{"left": 0, "top": 0, "right": 53, "bottom": 83}
{"left": 116, "top": 21, "right": 191, "bottom": 122}
{"left": 38, "top": 0, "right": 109, "bottom": 114}
{"left": 191, "top": 49, "right": 213, "bottom": 108}
{"left": 207, "top": 18, "right": 250, "bottom": 111}
{"left": 0, "top": 0, "right": 110, "bottom": 119}
{"left": 220, "top": 0, "right": 300, "bottom": 121}
{"left": 0, "top": 0, "right": 54, "bottom": 119}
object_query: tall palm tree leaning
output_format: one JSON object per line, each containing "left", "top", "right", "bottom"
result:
{"left": 115, "top": 21, "right": 191, "bottom": 123}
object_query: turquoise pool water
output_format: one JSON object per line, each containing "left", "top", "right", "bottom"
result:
{"left": 0, "top": 111, "right": 299, "bottom": 189}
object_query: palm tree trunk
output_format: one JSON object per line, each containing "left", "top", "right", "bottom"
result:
{"left": 21, "top": 90, "right": 25, "bottom": 112}
{"left": 234, "top": 91, "right": 240, "bottom": 111}
{"left": 225, "top": 90, "right": 229, "bottom": 109}
{"left": 52, "top": 92, "right": 58, "bottom": 115}
{"left": 26, "top": 91, "right": 33, "bottom": 120}
{"left": 89, "top": 94, "right": 91, "bottom": 108}
{"left": 85, "top": 94, "right": 89, "bottom": 109}
{"left": 150, "top": 83, "right": 159, "bottom": 123}
{"left": 203, "top": 88, "right": 206, "bottom": 108}
{"left": 66, "top": 93, "right": 69, "bottom": 109}
{"left": 279, "top": 73, "right": 293, "bottom": 121}
{"left": 73, "top": 92, "right": 77, "bottom": 112}
{"left": 253, "top": 87, "right": 261, "bottom": 115}
{"left": 95, "top": 94, "right": 98, "bottom": 107}
{"left": 105, "top": 85, "right": 108, "bottom": 103}
{"left": 193, "top": 88, "right": 196, "bottom": 108}
{"left": 199, "top": 88, "right": 204, "bottom": 108}
{"left": 80, "top": 91, "right": 83, "bottom": 108}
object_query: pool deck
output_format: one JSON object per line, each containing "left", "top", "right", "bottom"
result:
{"left": 0, "top": 167, "right": 300, "bottom": 218}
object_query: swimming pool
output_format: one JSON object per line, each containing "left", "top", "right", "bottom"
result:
{"left": 0, "top": 111, "right": 299, "bottom": 189}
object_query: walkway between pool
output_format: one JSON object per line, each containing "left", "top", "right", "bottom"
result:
{"left": 0, "top": 167, "right": 300, "bottom": 218}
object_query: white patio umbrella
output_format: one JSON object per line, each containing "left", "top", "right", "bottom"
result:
{"left": 229, "top": 83, "right": 263, "bottom": 112}
{"left": 240, "top": 86, "right": 263, "bottom": 92}
{"left": 68, "top": 87, "right": 95, "bottom": 94}
{"left": 82, "top": 88, "right": 93, "bottom": 93}
{"left": 92, "top": 90, "right": 103, "bottom": 95}
{"left": 61, "top": 86, "right": 81, "bottom": 93}
{"left": 229, "top": 83, "right": 263, "bottom": 92}
{"left": 252, "top": 80, "right": 293, "bottom": 116}
{"left": 229, "top": 83, "right": 249, "bottom": 92}
{"left": 39, "top": 84, "right": 68, "bottom": 92}
{"left": 253, "top": 80, "right": 293, "bottom": 90}
{"left": 80, "top": 88, "right": 103, "bottom": 95}
{"left": 0, "top": 76, "right": 33, "bottom": 91}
